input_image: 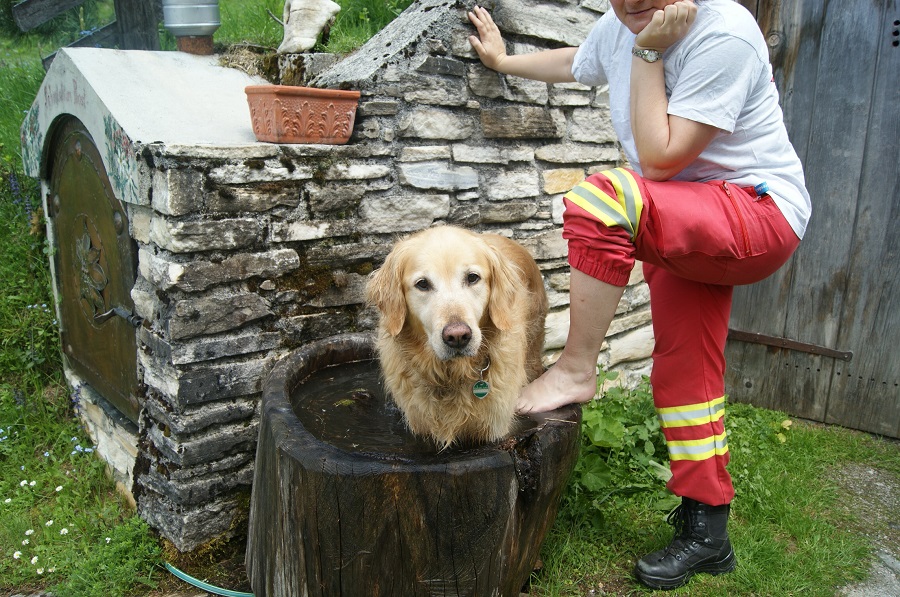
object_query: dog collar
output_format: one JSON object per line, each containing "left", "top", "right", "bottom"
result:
{"left": 473, "top": 357, "right": 491, "bottom": 399}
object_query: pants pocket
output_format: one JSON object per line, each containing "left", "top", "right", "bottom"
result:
{"left": 649, "top": 180, "right": 770, "bottom": 260}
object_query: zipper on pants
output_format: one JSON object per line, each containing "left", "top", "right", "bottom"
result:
{"left": 722, "top": 182, "right": 752, "bottom": 257}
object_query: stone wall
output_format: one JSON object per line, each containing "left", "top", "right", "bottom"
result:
{"left": 32, "top": 0, "right": 654, "bottom": 551}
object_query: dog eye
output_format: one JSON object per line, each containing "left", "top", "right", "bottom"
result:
{"left": 414, "top": 278, "right": 431, "bottom": 291}
{"left": 466, "top": 272, "right": 481, "bottom": 285}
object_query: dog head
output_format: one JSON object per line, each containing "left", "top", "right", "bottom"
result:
{"left": 366, "top": 226, "right": 522, "bottom": 361}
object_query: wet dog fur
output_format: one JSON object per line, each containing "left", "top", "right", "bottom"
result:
{"left": 366, "top": 226, "right": 548, "bottom": 449}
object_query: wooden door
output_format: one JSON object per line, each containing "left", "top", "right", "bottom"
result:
{"left": 727, "top": 0, "right": 899, "bottom": 437}
{"left": 48, "top": 118, "right": 142, "bottom": 424}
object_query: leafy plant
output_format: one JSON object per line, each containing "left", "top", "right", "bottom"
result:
{"left": 565, "top": 371, "right": 678, "bottom": 529}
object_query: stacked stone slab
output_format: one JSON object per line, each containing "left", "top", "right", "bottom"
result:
{"left": 27, "top": 0, "right": 653, "bottom": 551}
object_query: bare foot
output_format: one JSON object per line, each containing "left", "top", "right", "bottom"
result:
{"left": 517, "top": 360, "right": 597, "bottom": 413}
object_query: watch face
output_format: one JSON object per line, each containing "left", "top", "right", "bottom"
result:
{"left": 633, "top": 47, "right": 661, "bottom": 62}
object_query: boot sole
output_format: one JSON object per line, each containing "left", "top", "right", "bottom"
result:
{"left": 635, "top": 547, "right": 736, "bottom": 590}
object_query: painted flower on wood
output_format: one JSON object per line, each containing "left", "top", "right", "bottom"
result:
{"left": 75, "top": 219, "right": 108, "bottom": 317}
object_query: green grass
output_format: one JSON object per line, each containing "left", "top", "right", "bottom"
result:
{"left": 0, "top": 72, "right": 162, "bottom": 590}
{"left": 211, "top": 0, "right": 414, "bottom": 54}
{"left": 0, "top": 383, "right": 161, "bottom": 594}
{"left": 529, "top": 384, "right": 899, "bottom": 596}
{"left": 1, "top": 0, "right": 898, "bottom": 595}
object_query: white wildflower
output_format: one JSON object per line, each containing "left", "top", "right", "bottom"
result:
{"left": 45, "top": 520, "right": 53, "bottom": 527}
{"left": 59, "top": 528, "right": 68, "bottom": 535}
{"left": 25, "top": 529, "right": 34, "bottom": 535}
{"left": 13, "top": 551, "right": 21, "bottom": 559}
{"left": 55, "top": 486, "right": 63, "bottom": 492}
{"left": 37, "top": 568, "right": 44, "bottom": 575}
{"left": 31, "top": 555, "right": 38, "bottom": 565}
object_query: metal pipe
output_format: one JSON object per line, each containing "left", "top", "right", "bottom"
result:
{"left": 161, "top": 0, "right": 221, "bottom": 54}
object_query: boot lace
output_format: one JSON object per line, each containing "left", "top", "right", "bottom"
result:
{"left": 662, "top": 504, "right": 705, "bottom": 560}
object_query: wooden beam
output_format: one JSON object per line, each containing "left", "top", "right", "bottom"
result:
{"left": 42, "top": 22, "right": 120, "bottom": 70}
{"left": 114, "top": 0, "right": 161, "bottom": 51}
{"left": 12, "top": 0, "right": 87, "bottom": 32}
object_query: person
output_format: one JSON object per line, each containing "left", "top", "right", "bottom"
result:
{"left": 468, "top": 0, "right": 811, "bottom": 590}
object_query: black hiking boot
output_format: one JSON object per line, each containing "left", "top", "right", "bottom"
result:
{"left": 634, "top": 497, "right": 736, "bottom": 590}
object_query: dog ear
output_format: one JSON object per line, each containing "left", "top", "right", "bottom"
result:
{"left": 366, "top": 245, "right": 408, "bottom": 336}
{"left": 486, "top": 244, "right": 522, "bottom": 331}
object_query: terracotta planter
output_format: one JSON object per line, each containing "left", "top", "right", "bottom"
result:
{"left": 245, "top": 85, "right": 360, "bottom": 144}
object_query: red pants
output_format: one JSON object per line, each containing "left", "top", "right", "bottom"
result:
{"left": 563, "top": 168, "right": 800, "bottom": 505}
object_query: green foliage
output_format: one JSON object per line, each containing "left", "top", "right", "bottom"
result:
{"left": 214, "top": 0, "right": 414, "bottom": 54}
{"left": 0, "top": 57, "right": 44, "bottom": 168}
{"left": 322, "top": 0, "right": 414, "bottom": 54}
{"left": 216, "top": 0, "right": 286, "bottom": 49}
{"left": 0, "top": 167, "right": 59, "bottom": 387}
{"left": 566, "top": 371, "right": 678, "bottom": 526}
{"left": 0, "top": 383, "right": 162, "bottom": 594}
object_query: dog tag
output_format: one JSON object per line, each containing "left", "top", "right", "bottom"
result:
{"left": 473, "top": 380, "right": 490, "bottom": 399}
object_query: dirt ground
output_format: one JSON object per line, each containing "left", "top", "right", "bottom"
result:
{"left": 832, "top": 461, "right": 900, "bottom": 596}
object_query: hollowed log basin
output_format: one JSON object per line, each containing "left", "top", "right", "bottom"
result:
{"left": 246, "top": 333, "right": 581, "bottom": 597}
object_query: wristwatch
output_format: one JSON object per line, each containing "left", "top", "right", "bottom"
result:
{"left": 632, "top": 47, "right": 663, "bottom": 63}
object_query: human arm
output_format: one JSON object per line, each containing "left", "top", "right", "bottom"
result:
{"left": 630, "top": 1, "right": 719, "bottom": 181}
{"left": 467, "top": 6, "right": 577, "bottom": 83}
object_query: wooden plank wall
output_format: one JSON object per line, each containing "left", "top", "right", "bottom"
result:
{"left": 825, "top": 1, "right": 899, "bottom": 435}
{"left": 727, "top": 0, "right": 899, "bottom": 438}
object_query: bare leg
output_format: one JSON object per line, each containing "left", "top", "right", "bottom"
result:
{"left": 517, "top": 268, "right": 625, "bottom": 413}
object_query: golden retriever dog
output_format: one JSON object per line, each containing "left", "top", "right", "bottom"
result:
{"left": 366, "top": 226, "right": 548, "bottom": 449}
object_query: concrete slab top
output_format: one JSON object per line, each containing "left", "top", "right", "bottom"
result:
{"left": 59, "top": 47, "right": 267, "bottom": 146}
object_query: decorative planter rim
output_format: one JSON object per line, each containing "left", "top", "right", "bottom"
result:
{"left": 245, "top": 84, "right": 360, "bottom": 99}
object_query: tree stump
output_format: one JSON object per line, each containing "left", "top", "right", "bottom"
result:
{"left": 246, "top": 333, "right": 581, "bottom": 597}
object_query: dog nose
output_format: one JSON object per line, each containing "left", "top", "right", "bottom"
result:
{"left": 442, "top": 322, "right": 472, "bottom": 349}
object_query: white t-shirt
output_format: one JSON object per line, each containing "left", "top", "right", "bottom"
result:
{"left": 572, "top": 0, "right": 811, "bottom": 239}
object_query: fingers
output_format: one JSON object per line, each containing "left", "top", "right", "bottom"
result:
{"left": 467, "top": 5, "right": 495, "bottom": 29}
{"left": 663, "top": 0, "right": 697, "bottom": 28}
{"left": 635, "top": 0, "right": 697, "bottom": 50}
{"left": 467, "top": 6, "right": 506, "bottom": 70}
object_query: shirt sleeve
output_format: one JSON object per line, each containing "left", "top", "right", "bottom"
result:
{"left": 667, "top": 33, "right": 765, "bottom": 133}
{"left": 571, "top": 14, "right": 614, "bottom": 87}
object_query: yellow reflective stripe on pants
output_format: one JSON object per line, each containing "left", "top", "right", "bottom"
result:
{"left": 657, "top": 396, "right": 726, "bottom": 429}
{"left": 666, "top": 431, "right": 729, "bottom": 461}
{"left": 599, "top": 168, "right": 643, "bottom": 238}
{"left": 563, "top": 168, "right": 643, "bottom": 240}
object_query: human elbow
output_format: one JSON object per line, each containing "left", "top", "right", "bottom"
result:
{"left": 639, "top": 162, "right": 678, "bottom": 182}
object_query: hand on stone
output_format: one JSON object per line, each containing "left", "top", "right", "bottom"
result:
{"left": 467, "top": 6, "right": 508, "bottom": 72}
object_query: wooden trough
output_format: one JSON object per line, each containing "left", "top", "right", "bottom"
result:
{"left": 246, "top": 332, "right": 581, "bottom": 596}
